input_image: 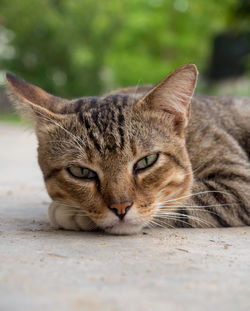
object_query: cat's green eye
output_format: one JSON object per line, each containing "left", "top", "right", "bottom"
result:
{"left": 134, "top": 154, "right": 159, "bottom": 172}
{"left": 68, "top": 166, "right": 97, "bottom": 179}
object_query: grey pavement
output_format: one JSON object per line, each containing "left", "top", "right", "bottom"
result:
{"left": 0, "top": 122, "right": 250, "bottom": 311}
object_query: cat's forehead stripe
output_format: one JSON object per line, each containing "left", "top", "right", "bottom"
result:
{"left": 76, "top": 94, "right": 131, "bottom": 153}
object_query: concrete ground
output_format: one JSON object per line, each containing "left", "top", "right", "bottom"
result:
{"left": 0, "top": 122, "right": 250, "bottom": 311}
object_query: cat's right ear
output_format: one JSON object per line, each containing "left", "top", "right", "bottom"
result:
{"left": 6, "top": 73, "right": 72, "bottom": 121}
{"left": 134, "top": 64, "right": 198, "bottom": 135}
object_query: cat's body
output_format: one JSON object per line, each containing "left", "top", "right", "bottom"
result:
{"left": 6, "top": 64, "right": 250, "bottom": 234}
{"left": 164, "top": 94, "right": 250, "bottom": 227}
{"left": 186, "top": 94, "right": 250, "bottom": 227}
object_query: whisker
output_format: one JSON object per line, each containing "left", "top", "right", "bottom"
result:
{"left": 157, "top": 215, "right": 204, "bottom": 227}
{"left": 157, "top": 208, "right": 212, "bottom": 214}
{"left": 52, "top": 201, "right": 90, "bottom": 216}
{"left": 35, "top": 110, "right": 85, "bottom": 152}
{"left": 148, "top": 219, "right": 165, "bottom": 229}
{"left": 132, "top": 79, "right": 142, "bottom": 100}
{"left": 157, "top": 211, "right": 215, "bottom": 228}
{"left": 158, "top": 203, "right": 236, "bottom": 210}
{"left": 53, "top": 202, "right": 82, "bottom": 210}
{"left": 157, "top": 190, "right": 231, "bottom": 205}
{"left": 156, "top": 215, "right": 191, "bottom": 228}
{"left": 149, "top": 217, "right": 175, "bottom": 229}
{"left": 58, "top": 212, "right": 89, "bottom": 217}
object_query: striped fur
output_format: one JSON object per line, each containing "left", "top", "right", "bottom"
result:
{"left": 6, "top": 65, "right": 250, "bottom": 234}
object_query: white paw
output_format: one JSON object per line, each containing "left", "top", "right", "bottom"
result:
{"left": 48, "top": 202, "right": 97, "bottom": 231}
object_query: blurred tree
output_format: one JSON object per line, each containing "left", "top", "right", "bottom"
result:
{"left": 208, "top": 0, "right": 250, "bottom": 80}
{"left": 0, "top": 0, "right": 239, "bottom": 97}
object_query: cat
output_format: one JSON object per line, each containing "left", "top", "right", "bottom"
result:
{"left": 6, "top": 64, "right": 250, "bottom": 235}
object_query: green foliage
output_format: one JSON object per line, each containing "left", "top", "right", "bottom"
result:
{"left": 0, "top": 113, "right": 21, "bottom": 123}
{"left": 0, "top": 0, "right": 239, "bottom": 97}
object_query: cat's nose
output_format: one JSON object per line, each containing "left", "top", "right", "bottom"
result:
{"left": 108, "top": 201, "right": 133, "bottom": 220}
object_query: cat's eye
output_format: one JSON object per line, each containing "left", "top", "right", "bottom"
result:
{"left": 67, "top": 166, "right": 97, "bottom": 179}
{"left": 134, "top": 154, "right": 159, "bottom": 172}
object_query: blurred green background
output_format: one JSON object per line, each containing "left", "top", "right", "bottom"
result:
{"left": 0, "top": 0, "right": 249, "bottom": 120}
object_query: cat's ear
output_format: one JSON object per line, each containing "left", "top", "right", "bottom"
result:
{"left": 135, "top": 64, "right": 198, "bottom": 135}
{"left": 5, "top": 73, "right": 73, "bottom": 122}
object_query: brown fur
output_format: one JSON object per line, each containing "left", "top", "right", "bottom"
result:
{"left": 6, "top": 64, "right": 250, "bottom": 234}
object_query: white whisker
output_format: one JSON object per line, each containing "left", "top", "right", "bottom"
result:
{"left": 156, "top": 211, "right": 215, "bottom": 228}
{"left": 158, "top": 202, "right": 236, "bottom": 209}
{"left": 36, "top": 110, "right": 85, "bottom": 152}
{"left": 157, "top": 190, "right": 230, "bottom": 205}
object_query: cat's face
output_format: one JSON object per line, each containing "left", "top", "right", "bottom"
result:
{"left": 6, "top": 64, "right": 198, "bottom": 234}
{"left": 38, "top": 96, "right": 193, "bottom": 234}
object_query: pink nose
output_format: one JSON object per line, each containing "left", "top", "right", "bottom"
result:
{"left": 108, "top": 201, "right": 133, "bottom": 220}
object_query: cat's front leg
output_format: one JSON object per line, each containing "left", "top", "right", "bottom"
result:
{"left": 48, "top": 201, "right": 97, "bottom": 231}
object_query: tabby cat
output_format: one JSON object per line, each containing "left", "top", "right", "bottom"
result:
{"left": 6, "top": 64, "right": 250, "bottom": 234}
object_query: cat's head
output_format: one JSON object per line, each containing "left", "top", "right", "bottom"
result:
{"left": 6, "top": 64, "right": 198, "bottom": 234}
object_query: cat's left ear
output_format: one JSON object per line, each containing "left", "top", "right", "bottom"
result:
{"left": 134, "top": 64, "right": 198, "bottom": 135}
{"left": 5, "top": 73, "right": 74, "bottom": 122}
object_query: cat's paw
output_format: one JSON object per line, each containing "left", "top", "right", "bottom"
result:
{"left": 48, "top": 202, "right": 97, "bottom": 231}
